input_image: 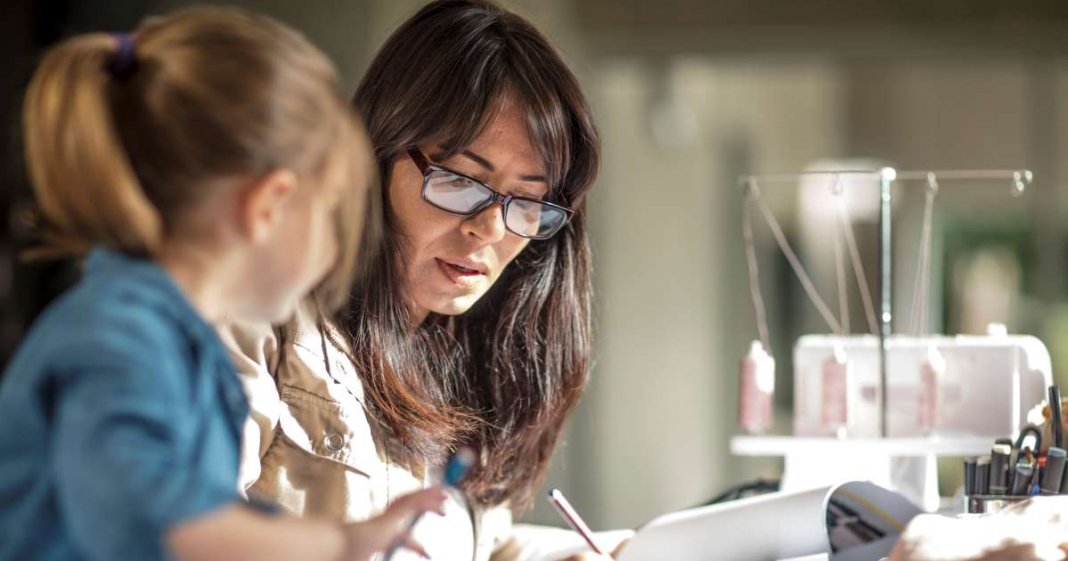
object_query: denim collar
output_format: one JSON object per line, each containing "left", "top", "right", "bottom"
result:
{"left": 84, "top": 247, "right": 218, "bottom": 344}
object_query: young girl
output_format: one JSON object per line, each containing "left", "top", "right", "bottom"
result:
{"left": 0, "top": 7, "right": 443, "bottom": 561}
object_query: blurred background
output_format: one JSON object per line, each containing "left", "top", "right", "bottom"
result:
{"left": 4, "top": 0, "right": 1068, "bottom": 532}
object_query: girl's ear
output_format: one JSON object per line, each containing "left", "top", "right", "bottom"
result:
{"left": 237, "top": 169, "right": 298, "bottom": 244}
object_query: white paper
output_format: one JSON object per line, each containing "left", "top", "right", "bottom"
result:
{"left": 616, "top": 481, "right": 921, "bottom": 561}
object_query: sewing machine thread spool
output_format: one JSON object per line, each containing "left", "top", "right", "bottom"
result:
{"left": 738, "top": 340, "right": 775, "bottom": 435}
{"left": 820, "top": 343, "right": 850, "bottom": 436}
{"left": 917, "top": 345, "right": 946, "bottom": 434}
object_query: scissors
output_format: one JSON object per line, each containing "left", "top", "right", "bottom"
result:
{"left": 1015, "top": 423, "right": 1043, "bottom": 455}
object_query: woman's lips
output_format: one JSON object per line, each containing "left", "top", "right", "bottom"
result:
{"left": 436, "top": 258, "right": 485, "bottom": 287}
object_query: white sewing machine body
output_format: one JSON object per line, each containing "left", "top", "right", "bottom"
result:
{"left": 733, "top": 330, "right": 1053, "bottom": 512}
{"left": 793, "top": 333, "right": 1052, "bottom": 439}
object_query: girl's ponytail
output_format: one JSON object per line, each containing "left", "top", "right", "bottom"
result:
{"left": 23, "top": 33, "right": 162, "bottom": 256}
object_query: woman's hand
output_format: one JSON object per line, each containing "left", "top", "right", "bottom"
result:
{"left": 556, "top": 538, "right": 630, "bottom": 561}
{"left": 888, "top": 533, "right": 1061, "bottom": 561}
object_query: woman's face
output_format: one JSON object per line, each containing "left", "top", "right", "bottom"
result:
{"left": 388, "top": 103, "right": 549, "bottom": 323}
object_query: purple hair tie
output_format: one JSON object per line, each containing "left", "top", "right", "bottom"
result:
{"left": 108, "top": 33, "right": 137, "bottom": 79}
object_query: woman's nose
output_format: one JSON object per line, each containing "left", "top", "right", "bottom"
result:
{"left": 461, "top": 202, "right": 508, "bottom": 243}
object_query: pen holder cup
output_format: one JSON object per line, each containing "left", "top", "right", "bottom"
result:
{"left": 964, "top": 495, "right": 1032, "bottom": 514}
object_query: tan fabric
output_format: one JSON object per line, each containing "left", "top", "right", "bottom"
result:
{"left": 889, "top": 498, "right": 1068, "bottom": 561}
{"left": 218, "top": 302, "right": 519, "bottom": 561}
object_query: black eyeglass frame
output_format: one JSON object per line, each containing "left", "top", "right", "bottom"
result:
{"left": 406, "top": 147, "right": 574, "bottom": 240}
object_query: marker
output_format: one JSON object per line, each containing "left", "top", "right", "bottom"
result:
{"left": 1050, "top": 386, "right": 1064, "bottom": 450}
{"left": 996, "top": 437, "right": 1017, "bottom": 475}
{"left": 989, "top": 444, "right": 1011, "bottom": 495}
{"left": 1042, "top": 448, "right": 1066, "bottom": 495}
{"left": 975, "top": 456, "right": 991, "bottom": 495}
{"left": 1010, "top": 460, "right": 1034, "bottom": 496}
{"left": 383, "top": 448, "right": 476, "bottom": 561}
{"left": 548, "top": 488, "right": 609, "bottom": 556}
{"left": 964, "top": 457, "right": 978, "bottom": 495}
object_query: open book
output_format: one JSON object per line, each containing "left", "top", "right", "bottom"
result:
{"left": 616, "top": 481, "right": 922, "bottom": 561}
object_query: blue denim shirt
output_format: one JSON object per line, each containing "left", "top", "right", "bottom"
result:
{"left": 0, "top": 248, "right": 249, "bottom": 561}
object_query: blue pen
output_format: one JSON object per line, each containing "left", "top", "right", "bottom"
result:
{"left": 442, "top": 448, "right": 476, "bottom": 487}
{"left": 1029, "top": 455, "right": 1044, "bottom": 496}
{"left": 383, "top": 447, "right": 476, "bottom": 561}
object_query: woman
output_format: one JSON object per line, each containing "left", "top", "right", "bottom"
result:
{"left": 221, "top": 1, "right": 626, "bottom": 559}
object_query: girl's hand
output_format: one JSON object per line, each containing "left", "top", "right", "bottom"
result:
{"left": 340, "top": 487, "right": 448, "bottom": 561}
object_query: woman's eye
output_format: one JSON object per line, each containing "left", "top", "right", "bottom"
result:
{"left": 446, "top": 176, "right": 475, "bottom": 188}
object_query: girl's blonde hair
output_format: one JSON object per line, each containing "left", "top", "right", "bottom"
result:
{"left": 22, "top": 6, "right": 372, "bottom": 310}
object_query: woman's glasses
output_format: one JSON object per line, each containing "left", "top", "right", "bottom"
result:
{"left": 407, "top": 147, "right": 573, "bottom": 240}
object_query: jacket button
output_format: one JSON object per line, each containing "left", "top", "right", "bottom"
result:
{"left": 324, "top": 433, "right": 346, "bottom": 452}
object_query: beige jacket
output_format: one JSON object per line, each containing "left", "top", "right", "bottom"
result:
{"left": 217, "top": 303, "right": 600, "bottom": 561}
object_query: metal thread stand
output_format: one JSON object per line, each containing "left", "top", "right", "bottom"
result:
{"left": 742, "top": 167, "right": 1032, "bottom": 437}
{"left": 878, "top": 168, "right": 894, "bottom": 438}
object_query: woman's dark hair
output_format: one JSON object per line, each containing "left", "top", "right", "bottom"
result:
{"left": 342, "top": 0, "right": 600, "bottom": 511}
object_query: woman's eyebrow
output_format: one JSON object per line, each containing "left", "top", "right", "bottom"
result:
{"left": 460, "top": 149, "right": 495, "bottom": 171}
{"left": 519, "top": 173, "right": 549, "bottom": 183}
{"left": 461, "top": 149, "right": 548, "bottom": 183}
